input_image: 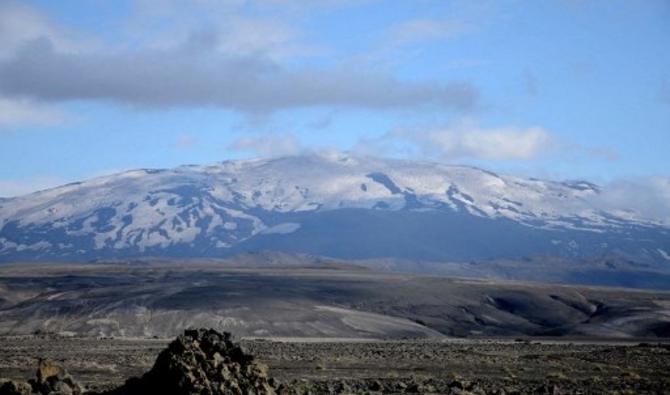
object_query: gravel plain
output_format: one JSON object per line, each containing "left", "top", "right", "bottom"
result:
{"left": 1, "top": 335, "right": 670, "bottom": 394}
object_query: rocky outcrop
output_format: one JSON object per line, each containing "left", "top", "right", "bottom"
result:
{"left": 0, "top": 359, "right": 83, "bottom": 395}
{"left": 107, "top": 329, "right": 276, "bottom": 395}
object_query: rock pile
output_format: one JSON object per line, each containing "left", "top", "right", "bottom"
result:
{"left": 107, "top": 329, "right": 276, "bottom": 395}
{"left": 0, "top": 359, "right": 83, "bottom": 395}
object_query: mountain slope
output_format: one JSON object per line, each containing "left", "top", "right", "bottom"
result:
{"left": 0, "top": 153, "right": 668, "bottom": 262}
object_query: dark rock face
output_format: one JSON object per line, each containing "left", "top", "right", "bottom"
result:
{"left": 0, "top": 359, "right": 83, "bottom": 395}
{"left": 108, "top": 329, "right": 276, "bottom": 395}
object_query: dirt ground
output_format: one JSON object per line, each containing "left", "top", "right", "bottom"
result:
{"left": 1, "top": 335, "right": 669, "bottom": 394}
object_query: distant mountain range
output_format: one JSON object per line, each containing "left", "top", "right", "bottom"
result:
{"left": 1, "top": 153, "right": 668, "bottom": 263}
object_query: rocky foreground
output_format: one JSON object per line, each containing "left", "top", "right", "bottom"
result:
{"left": 1, "top": 329, "right": 277, "bottom": 395}
{"left": 2, "top": 329, "right": 670, "bottom": 394}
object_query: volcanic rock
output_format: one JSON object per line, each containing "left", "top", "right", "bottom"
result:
{"left": 0, "top": 359, "right": 82, "bottom": 395}
{"left": 107, "top": 328, "right": 276, "bottom": 395}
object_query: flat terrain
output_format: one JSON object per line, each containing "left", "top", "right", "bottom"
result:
{"left": 2, "top": 263, "right": 670, "bottom": 393}
{"left": 1, "top": 336, "right": 669, "bottom": 394}
{"left": 1, "top": 263, "right": 670, "bottom": 338}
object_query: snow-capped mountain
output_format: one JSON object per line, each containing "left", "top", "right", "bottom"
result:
{"left": 0, "top": 153, "right": 668, "bottom": 262}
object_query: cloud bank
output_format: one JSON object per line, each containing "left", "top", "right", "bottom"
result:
{"left": 0, "top": 1, "right": 478, "bottom": 116}
{"left": 0, "top": 39, "right": 476, "bottom": 113}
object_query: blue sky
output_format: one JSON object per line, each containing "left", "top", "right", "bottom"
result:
{"left": 0, "top": 0, "right": 669, "bottom": 197}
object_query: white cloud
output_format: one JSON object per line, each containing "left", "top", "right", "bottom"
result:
{"left": 0, "top": 98, "right": 67, "bottom": 128}
{"left": 125, "top": 0, "right": 317, "bottom": 60}
{"left": 229, "top": 133, "right": 301, "bottom": 156}
{"left": 359, "top": 17, "right": 474, "bottom": 66}
{"left": 214, "top": 17, "right": 306, "bottom": 59}
{"left": 593, "top": 177, "right": 670, "bottom": 225}
{"left": 389, "top": 122, "right": 556, "bottom": 161}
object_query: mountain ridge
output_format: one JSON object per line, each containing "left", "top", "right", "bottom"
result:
{"left": 0, "top": 153, "right": 668, "bottom": 263}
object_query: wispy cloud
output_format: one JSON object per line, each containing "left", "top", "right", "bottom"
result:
{"left": 377, "top": 122, "right": 557, "bottom": 161}
{"left": 0, "top": 98, "right": 67, "bottom": 128}
{"left": 125, "top": 0, "right": 320, "bottom": 60}
{"left": 387, "top": 18, "right": 471, "bottom": 46}
{"left": 0, "top": 1, "right": 86, "bottom": 60}
{"left": 229, "top": 133, "right": 301, "bottom": 156}
{"left": 355, "top": 120, "right": 622, "bottom": 166}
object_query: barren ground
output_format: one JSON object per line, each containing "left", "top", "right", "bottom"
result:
{"left": 1, "top": 336, "right": 670, "bottom": 394}
{"left": 1, "top": 263, "right": 670, "bottom": 339}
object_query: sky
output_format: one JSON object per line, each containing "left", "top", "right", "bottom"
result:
{"left": 0, "top": 0, "right": 669, "bottom": 200}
